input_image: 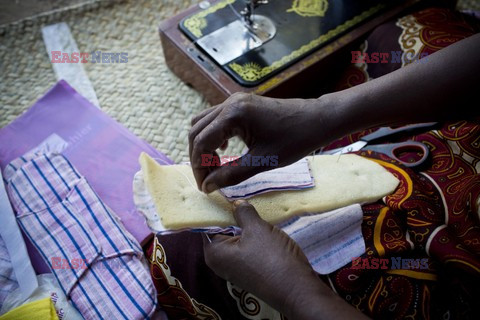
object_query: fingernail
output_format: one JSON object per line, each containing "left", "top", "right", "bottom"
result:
{"left": 233, "top": 199, "right": 247, "bottom": 208}
{"left": 204, "top": 182, "right": 217, "bottom": 193}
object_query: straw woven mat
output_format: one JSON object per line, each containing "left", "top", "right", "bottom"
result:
{"left": 0, "top": 0, "right": 246, "bottom": 164}
{"left": 0, "top": 0, "right": 478, "bottom": 163}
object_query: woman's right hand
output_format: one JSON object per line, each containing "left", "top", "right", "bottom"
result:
{"left": 188, "top": 92, "right": 334, "bottom": 193}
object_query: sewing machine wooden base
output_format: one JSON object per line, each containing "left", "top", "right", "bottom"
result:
{"left": 159, "top": 0, "right": 420, "bottom": 105}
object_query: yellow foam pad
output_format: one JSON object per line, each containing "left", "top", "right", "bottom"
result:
{"left": 139, "top": 153, "right": 399, "bottom": 229}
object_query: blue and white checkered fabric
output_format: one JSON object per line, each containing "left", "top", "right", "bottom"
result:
{"left": 3, "top": 153, "right": 157, "bottom": 319}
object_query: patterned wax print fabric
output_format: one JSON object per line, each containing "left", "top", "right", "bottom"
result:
{"left": 322, "top": 6, "right": 480, "bottom": 319}
{"left": 143, "top": 6, "right": 480, "bottom": 320}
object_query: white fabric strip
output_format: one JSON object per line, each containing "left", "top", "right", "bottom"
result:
{"left": 42, "top": 22, "right": 100, "bottom": 107}
{"left": 0, "top": 170, "right": 38, "bottom": 300}
{"left": 280, "top": 204, "right": 365, "bottom": 274}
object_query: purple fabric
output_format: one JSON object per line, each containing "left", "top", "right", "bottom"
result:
{"left": 0, "top": 80, "right": 172, "bottom": 273}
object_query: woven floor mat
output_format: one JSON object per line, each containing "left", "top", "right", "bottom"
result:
{"left": 0, "top": 0, "right": 245, "bottom": 163}
{"left": 0, "top": 0, "right": 477, "bottom": 163}
{"left": 457, "top": 0, "right": 480, "bottom": 11}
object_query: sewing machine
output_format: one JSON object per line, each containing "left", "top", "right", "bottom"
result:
{"left": 160, "top": 0, "right": 420, "bottom": 104}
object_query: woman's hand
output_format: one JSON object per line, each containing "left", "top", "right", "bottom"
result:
{"left": 189, "top": 34, "right": 480, "bottom": 194}
{"left": 188, "top": 93, "right": 333, "bottom": 193}
{"left": 203, "top": 200, "right": 367, "bottom": 320}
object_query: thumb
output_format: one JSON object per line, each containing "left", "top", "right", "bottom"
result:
{"left": 202, "top": 233, "right": 240, "bottom": 279}
{"left": 232, "top": 200, "right": 265, "bottom": 231}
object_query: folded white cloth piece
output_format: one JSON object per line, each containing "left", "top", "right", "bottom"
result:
{"left": 220, "top": 158, "right": 314, "bottom": 199}
{"left": 279, "top": 204, "right": 365, "bottom": 274}
{"left": 0, "top": 170, "right": 38, "bottom": 305}
{"left": 0, "top": 236, "right": 19, "bottom": 308}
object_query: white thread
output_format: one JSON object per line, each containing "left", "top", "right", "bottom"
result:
{"left": 228, "top": 2, "right": 244, "bottom": 21}
{"left": 153, "top": 158, "right": 205, "bottom": 195}
{"left": 204, "top": 233, "right": 213, "bottom": 243}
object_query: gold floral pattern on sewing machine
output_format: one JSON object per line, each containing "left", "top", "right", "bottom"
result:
{"left": 287, "top": 0, "right": 329, "bottom": 17}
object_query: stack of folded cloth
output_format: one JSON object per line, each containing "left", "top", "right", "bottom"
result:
{"left": 4, "top": 153, "right": 157, "bottom": 319}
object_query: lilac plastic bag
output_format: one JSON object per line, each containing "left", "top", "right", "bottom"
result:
{"left": 0, "top": 80, "right": 172, "bottom": 273}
